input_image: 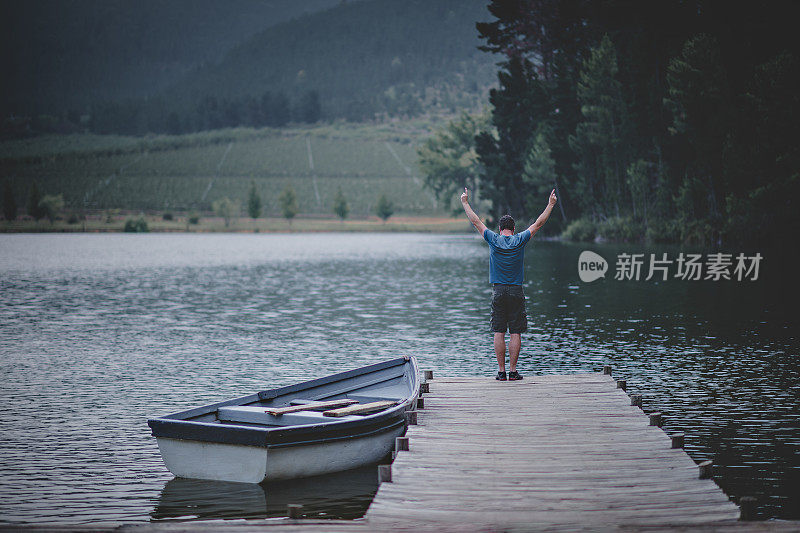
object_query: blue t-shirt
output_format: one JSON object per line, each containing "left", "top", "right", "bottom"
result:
{"left": 483, "top": 228, "right": 531, "bottom": 285}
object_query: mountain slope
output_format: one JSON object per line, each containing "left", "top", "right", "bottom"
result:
{"left": 163, "top": 0, "right": 496, "bottom": 121}
{"left": 0, "top": 0, "right": 339, "bottom": 115}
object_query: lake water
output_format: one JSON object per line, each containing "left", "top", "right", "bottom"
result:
{"left": 0, "top": 233, "right": 796, "bottom": 525}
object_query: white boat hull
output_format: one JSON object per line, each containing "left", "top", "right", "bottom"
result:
{"left": 156, "top": 424, "right": 405, "bottom": 483}
{"left": 149, "top": 357, "right": 419, "bottom": 483}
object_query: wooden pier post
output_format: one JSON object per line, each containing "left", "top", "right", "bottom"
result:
{"left": 378, "top": 464, "right": 392, "bottom": 483}
{"left": 420, "top": 382, "right": 429, "bottom": 394}
{"left": 616, "top": 379, "right": 626, "bottom": 391}
{"left": 287, "top": 504, "right": 303, "bottom": 519}
{"left": 603, "top": 365, "right": 612, "bottom": 375}
{"left": 649, "top": 412, "right": 662, "bottom": 427}
{"left": 423, "top": 370, "right": 434, "bottom": 380}
{"left": 630, "top": 393, "right": 642, "bottom": 407}
{"left": 739, "top": 496, "right": 757, "bottom": 521}
{"left": 404, "top": 410, "right": 418, "bottom": 425}
{"left": 698, "top": 460, "right": 713, "bottom": 479}
{"left": 671, "top": 433, "right": 685, "bottom": 449}
{"left": 416, "top": 397, "right": 424, "bottom": 409}
{"left": 395, "top": 436, "right": 409, "bottom": 452}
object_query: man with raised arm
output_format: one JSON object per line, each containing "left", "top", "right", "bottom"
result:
{"left": 460, "top": 188, "right": 558, "bottom": 381}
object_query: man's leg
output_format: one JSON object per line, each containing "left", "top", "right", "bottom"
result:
{"left": 509, "top": 333, "right": 521, "bottom": 372}
{"left": 494, "top": 332, "right": 506, "bottom": 371}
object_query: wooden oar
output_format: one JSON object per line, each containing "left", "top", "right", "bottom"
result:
{"left": 323, "top": 400, "right": 396, "bottom": 417}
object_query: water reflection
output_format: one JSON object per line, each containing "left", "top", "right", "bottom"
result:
{"left": 151, "top": 465, "right": 379, "bottom": 521}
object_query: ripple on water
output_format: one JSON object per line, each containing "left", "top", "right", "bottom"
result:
{"left": 0, "top": 233, "right": 797, "bottom": 523}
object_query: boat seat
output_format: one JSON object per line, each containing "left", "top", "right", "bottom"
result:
{"left": 217, "top": 406, "right": 359, "bottom": 426}
{"left": 291, "top": 395, "right": 402, "bottom": 405}
{"left": 347, "top": 394, "right": 403, "bottom": 403}
{"left": 352, "top": 383, "right": 409, "bottom": 399}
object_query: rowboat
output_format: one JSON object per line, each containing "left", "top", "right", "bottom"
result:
{"left": 148, "top": 356, "right": 419, "bottom": 483}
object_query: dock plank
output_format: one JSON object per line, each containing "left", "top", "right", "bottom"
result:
{"left": 362, "top": 374, "right": 742, "bottom": 530}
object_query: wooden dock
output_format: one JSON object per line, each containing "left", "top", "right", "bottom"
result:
{"left": 117, "top": 371, "right": 775, "bottom": 533}
{"left": 366, "top": 373, "right": 742, "bottom": 531}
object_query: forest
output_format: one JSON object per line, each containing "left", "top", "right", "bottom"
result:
{"left": 419, "top": 0, "right": 800, "bottom": 249}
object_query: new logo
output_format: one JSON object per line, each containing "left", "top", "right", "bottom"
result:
{"left": 578, "top": 251, "right": 608, "bottom": 282}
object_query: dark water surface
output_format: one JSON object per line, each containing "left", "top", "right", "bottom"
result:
{"left": 0, "top": 233, "right": 796, "bottom": 524}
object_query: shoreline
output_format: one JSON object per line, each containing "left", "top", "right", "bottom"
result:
{"left": 0, "top": 215, "right": 471, "bottom": 234}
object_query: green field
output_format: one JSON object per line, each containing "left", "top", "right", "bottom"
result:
{"left": 0, "top": 120, "right": 448, "bottom": 218}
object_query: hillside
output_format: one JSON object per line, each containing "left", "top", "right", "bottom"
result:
{"left": 0, "top": 0, "right": 339, "bottom": 117}
{"left": 164, "top": 0, "right": 496, "bottom": 123}
{"left": 2, "top": 0, "right": 497, "bottom": 137}
{"left": 0, "top": 120, "right": 445, "bottom": 217}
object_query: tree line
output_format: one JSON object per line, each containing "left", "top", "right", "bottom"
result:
{"left": 420, "top": 0, "right": 800, "bottom": 248}
{"left": 211, "top": 183, "right": 395, "bottom": 225}
{"left": 2, "top": 179, "right": 397, "bottom": 226}
{"left": 89, "top": 90, "right": 320, "bottom": 136}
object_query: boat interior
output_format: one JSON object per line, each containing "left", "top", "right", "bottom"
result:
{"left": 165, "top": 358, "right": 416, "bottom": 429}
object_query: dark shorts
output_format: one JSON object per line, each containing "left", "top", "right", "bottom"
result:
{"left": 491, "top": 284, "right": 528, "bottom": 334}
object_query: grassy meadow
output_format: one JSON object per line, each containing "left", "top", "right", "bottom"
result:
{"left": 0, "top": 119, "right": 453, "bottom": 229}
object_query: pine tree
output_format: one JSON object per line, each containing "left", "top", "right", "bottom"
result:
{"left": 375, "top": 194, "right": 394, "bottom": 222}
{"left": 665, "top": 34, "right": 730, "bottom": 223}
{"left": 299, "top": 90, "right": 321, "bottom": 123}
{"left": 2, "top": 181, "right": 17, "bottom": 221}
{"left": 27, "top": 182, "right": 43, "bottom": 221}
{"left": 278, "top": 186, "right": 298, "bottom": 224}
{"left": 272, "top": 92, "right": 291, "bottom": 127}
{"left": 625, "top": 159, "right": 649, "bottom": 223}
{"left": 522, "top": 126, "right": 565, "bottom": 224}
{"left": 247, "top": 181, "right": 262, "bottom": 219}
{"left": 569, "top": 35, "right": 630, "bottom": 218}
{"left": 476, "top": 0, "right": 588, "bottom": 222}
{"left": 333, "top": 187, "right": 349, "bottom": 221}
{"left": 475, "top": 56, "right": 552, "bottom": 219}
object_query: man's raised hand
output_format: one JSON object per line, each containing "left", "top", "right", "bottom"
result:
{"left": 461, "top": 187, "right": 469, "bottom": 204}
{"left": 548, "top": 189, "right": 557, "bottom": 206}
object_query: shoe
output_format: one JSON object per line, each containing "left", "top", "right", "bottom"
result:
{"left": 495, "top": 371, "right": 507, "bottom": 381}
{"left": 508, "top": 370, "right": 523, "bottom": 381}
